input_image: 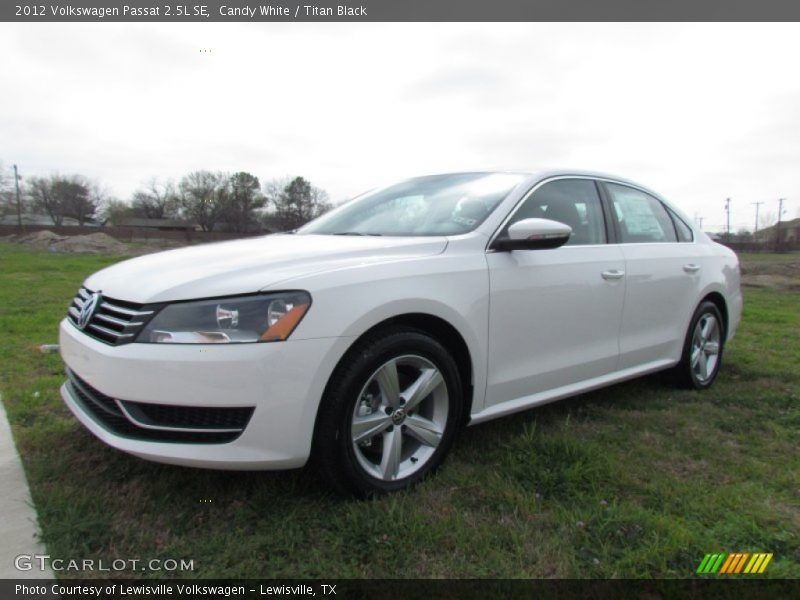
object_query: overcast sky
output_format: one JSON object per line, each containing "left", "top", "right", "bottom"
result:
{"left": 2, "top": 22, "right": 799, "bottom": 232}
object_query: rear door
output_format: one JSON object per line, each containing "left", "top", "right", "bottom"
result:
{"left": 600, "top": 181, "right": 704, "bottom": 369}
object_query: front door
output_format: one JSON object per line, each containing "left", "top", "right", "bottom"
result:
{"left": 484, "top": 178, "right": 626, "bottom": 409}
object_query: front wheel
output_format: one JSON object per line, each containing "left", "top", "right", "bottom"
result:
{"left": 673, "top": 301, "right": 725, "bottom": 390}
{"left": 313, "top": 327, "right": 463, "bottom": 497}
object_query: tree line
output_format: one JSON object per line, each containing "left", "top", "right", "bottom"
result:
{"left": 0, "top": 163, "right": 332, "bottom": 233}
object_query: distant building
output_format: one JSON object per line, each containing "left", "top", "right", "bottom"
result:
{"left": 0, "top": 213, "right": 97, "bottom": 227}
{"left": 754, "top": 217, "right": 800, "bottom": 244}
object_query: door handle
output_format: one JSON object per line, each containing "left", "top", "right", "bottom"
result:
{"left": 683, "top": 264, "right": 701, "bottom": 273}
{"left": 601, "top": 269, "right": 625, "bottom": 280}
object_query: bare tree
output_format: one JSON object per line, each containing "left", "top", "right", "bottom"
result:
{"left": 64, "top": 177, "right": 98, "bottom": 226}
{"left": 178, "top": 170, "right": 226, "bottom": 232}
{"left": 88, "top": 182, "right": 112, "bottom": 223}
{"left": 131, "top": 178, "right": 179, "bottom": 219}
{"left": 759, "top": 210, "right": 776, "bottom": 230}
{"left": 27, "top": 174, "right": 97, "bottom": 226}
{"left": 0, "top": 162, "right": 13, "bottom": 217}
{"left": 97, "top": 198, "right": 132, "bottom": 226}
{"left": 28, "top": 175, "right": 63, "bottom": 225}
{"left": 265, "top": 176, "right": 331, "bottom": 230}
{"left": 219, "top": 172, "right": 266, "bottom": 233}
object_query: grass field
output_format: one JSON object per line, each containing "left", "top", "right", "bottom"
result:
{"left": 0, "top": 241, "right": 797, "bottom": 579}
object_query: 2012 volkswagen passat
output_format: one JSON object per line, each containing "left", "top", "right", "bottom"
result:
{"left": 60, "top": 171, "right": 742, "bottom": 495}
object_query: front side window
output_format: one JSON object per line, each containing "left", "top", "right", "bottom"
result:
{"left": 501, "top": 178, "right": 607, "bottom": 246}
{"left": 299, "top": 173, "right": 526, "bottom": 236}
{"left": 605, "top": 183, "right": 678, "bottom": 243}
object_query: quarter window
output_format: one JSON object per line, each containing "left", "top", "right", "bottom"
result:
{"left": 667, "top": 207, "right": 694, "bottom": 242}
{"left": 605, "top": 183, "right": 677, "bottom": 243}
{"left": 503, "top": 179, "right": 606, "bottom": 246}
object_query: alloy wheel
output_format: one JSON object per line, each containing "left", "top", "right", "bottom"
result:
{"left": 690, "top": 313, "right": 721, "bottom": 383}
{"left": 350, "top": 354, "right": 449, "bottom": 481}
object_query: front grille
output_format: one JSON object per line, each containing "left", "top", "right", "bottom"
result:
{"left": 67, "top": 287, "right": 157, "bottom": 345}
{"left": 65, "top": 369, "right": 254, "bottom": 444}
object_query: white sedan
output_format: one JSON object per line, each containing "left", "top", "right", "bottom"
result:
{"left": 59, "top": 171, "right": 742, "bottom": 495}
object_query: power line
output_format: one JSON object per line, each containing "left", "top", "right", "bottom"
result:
{"left": 751, "top": 201, "right": 764, "bottom": 233}
{"left": 13, "top": 164, "right": 22, "bottom": 230}
{"left": 724, "top": 198, "right": 731, "bottom": 241}
{"left": 776, "top": 198, "right": 785, "bottom": 251}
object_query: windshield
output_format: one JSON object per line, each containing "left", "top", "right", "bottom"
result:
{"left": 299, "top": 172, "right": 526, "bottom": 236}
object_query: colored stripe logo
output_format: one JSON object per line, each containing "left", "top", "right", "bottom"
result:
{"left": 696, "top": 552, "right": 773, "bottom": 574}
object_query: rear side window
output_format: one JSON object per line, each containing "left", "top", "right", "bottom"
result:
{"left": 504, "top": 179, "right": 607, "bottom": 246}
{"left": 605, "top": 183, "right": 677, "bottom": 243}
{"left": 667, "top": 207, "right": 694, "bottom": 242}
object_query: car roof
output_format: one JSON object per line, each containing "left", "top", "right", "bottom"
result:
{"left": 416, "top": 169, "right": 660, "bottom": 197}
{"left": 421, "top": 169, "right": 649, "bottom": 187}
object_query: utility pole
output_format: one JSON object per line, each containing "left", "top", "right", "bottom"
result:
{"left": 13, "top": 164, "right": 22, "bottom": 230}
{"left": 724, "top": 198, "right": 731, "bottom": 242}
{"left": 751, "top": 201, "right": 764, "bottom": 240}
{"left": 776, "top": 198, "right": 785, "bottom": 252}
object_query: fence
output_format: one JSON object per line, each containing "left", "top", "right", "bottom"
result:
{"left": 2, "top": 224, "right": 799, "bottom": 254}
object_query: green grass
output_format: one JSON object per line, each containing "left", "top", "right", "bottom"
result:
{"left": 0, "top": 243, "right": 798, "bottom": 579}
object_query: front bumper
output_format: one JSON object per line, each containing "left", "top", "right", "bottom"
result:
{"left": 59, "top": 319, "right": 352, "bottom": 469}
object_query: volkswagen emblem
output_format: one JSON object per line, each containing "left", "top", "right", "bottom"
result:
{"left": 391, "top": 407, "right": 406, "bottom": 426}
{"left": 78, "top": 292, "right": 101, "bottom": 330}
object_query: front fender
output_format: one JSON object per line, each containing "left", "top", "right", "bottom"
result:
{"left": 287, "top": 253, "right": 491, "bottom": 416}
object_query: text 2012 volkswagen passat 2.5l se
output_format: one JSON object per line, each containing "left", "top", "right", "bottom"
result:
{"left": 60, "top": 171, "right": 742, "bottom": 495}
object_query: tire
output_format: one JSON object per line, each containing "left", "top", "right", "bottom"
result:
{"left": 673, "top": 301, "right": 725, "bottom": 390}
{"left": 313, "top": 326, "right": 463, "bottom": 497}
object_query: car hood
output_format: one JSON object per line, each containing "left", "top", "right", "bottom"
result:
{"left": 84, "top": 234, "right": 448, "bottom": 303}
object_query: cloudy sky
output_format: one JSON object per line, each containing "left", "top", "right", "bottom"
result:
{"left": 2, "top": 22, "right": 799, "bottom": 232}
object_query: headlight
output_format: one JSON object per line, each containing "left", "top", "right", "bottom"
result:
{"left": 137, "top": 291, "right": 311, "bottom": 344}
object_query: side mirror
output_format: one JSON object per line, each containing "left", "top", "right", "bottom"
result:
{"left": 492, "top": 218, "right": 572, "bottom": 251}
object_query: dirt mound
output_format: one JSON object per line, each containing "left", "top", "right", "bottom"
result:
{"left": 740, "top": 261, "right": 800, "bottom": 278}
{"left": 741, "top": 273, "right": 800, "bottom": 291}
{"left": 12, "top": 230, "right": 131, "bottom": 255}
{"left": 740, "top": 255, "right": 800, "bottom": 290}
{"left": 15, "top": 230, "right": 68, "bottom": 249}
{"left": 56, "top": 232, "right": 130, "bottom": 255}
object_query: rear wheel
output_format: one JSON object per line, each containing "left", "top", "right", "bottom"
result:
{"left": 674, "top": 301, "right": 725, "bottom": 389}
{"left": 313, "top": 327, "right": 463, "bottom": 497}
